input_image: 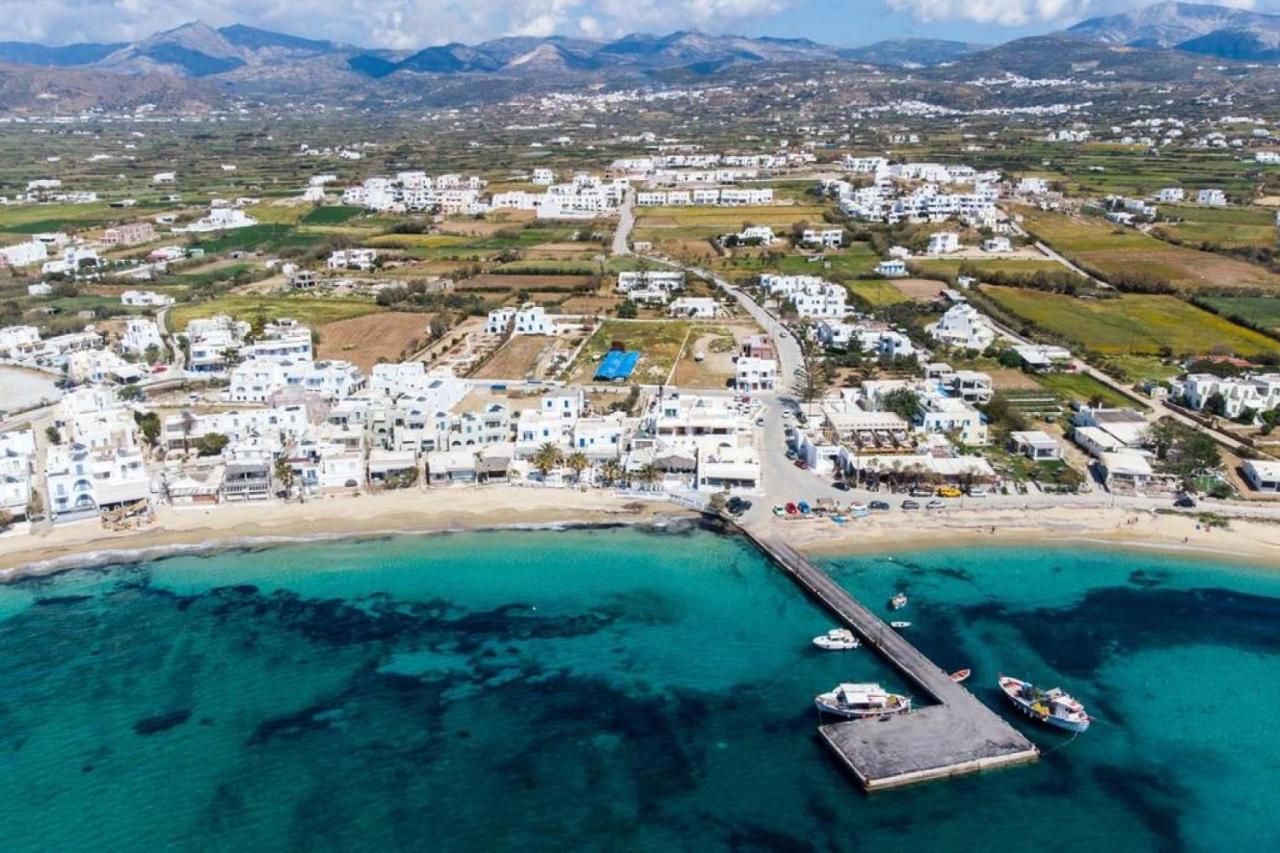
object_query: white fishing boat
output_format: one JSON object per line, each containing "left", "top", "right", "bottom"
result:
{"left": 890, "top": 592, "right": 908, "bottom": 610}
{"left": 814, "top": 682, "right": 911, "bottom": 719}
{"left": 812, "top": 628, "right": 861, "bottom": 650}
{"left": 889, "top": 621, "right": 911, "bottom": 629}
{"left": 998, "top": 675, "right": 1091, "bottom": 733}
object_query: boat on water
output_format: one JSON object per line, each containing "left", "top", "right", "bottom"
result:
{"left": 815, "top": 682, "right": 911, "bottom": 719}
{"left": 812, "top": 628, "right": 861, "bottom": 650}
{"left": 998, "top": 675, "right": 1091, "bottom": 733}
{"left": 949, "top": 669, "right": 971, "bottom": 683}
{"left": 889, "top": 592, "right": 908, "bottom": 610}
{"left": 889, "top": 621, "right": 911, "bottom": 629}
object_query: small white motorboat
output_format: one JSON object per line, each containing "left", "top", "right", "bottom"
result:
{"left": 889, "top": 621, "right": 911, "bottom": 629}
{"left": 890, "top": 592, "right": 908, "bottom": 610}
{"left": 815, "top": 682, "right": 912, "bottom": 719}
{"left": 812, "top": 628, "right": 861, "bottom": 650}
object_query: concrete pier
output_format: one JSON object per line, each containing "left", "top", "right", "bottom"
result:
{"left": 745, "top": 532, "right": 1039, "bottom": 791}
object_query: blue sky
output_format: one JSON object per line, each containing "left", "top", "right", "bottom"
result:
{"left": 5, "top": 1, "right": 1278, "bottom": 49}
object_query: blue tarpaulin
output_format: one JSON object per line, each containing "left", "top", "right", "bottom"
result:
{"left": 595, "top": 350, "right": 640, "bottom": 381}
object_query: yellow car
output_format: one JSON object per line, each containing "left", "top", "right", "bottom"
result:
{"left": 935, "top": 486, "right": 963, "bottom": 498}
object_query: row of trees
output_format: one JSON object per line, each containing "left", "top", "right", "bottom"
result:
{"left": 529, "top": 442, "right": 665, "bottom": 489}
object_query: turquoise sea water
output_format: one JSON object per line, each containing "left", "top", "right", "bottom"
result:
{"left": 1, "top": 524, "right": 1278, "bottom": 851}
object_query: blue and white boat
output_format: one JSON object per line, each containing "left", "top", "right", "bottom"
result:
{"left": 999, "top": 675, "right": 1091, "bottom": 733}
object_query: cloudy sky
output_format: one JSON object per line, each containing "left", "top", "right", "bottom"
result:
{"left": 2, "top": 0, "right": 1277, "bottom": 49}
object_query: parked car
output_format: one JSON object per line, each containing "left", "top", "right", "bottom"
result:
{"left": 726, "top": 497, "right": 752, "bottom": 516}
{"left": 794, "top": 459, "right": 810, "bottom": 470}
{"left": 926, "top": 499, "right": 946, "bottom": 511}
{"left": 869, "top": 500, "right": 891, "bottom": 512}
{"left": 910, "top": 487, "right": 934, "bottom": 498}
{"left": 901, "top": 499, "right": 920, "bottom": 511}
{"left": 832, "top": 480, "right": 850, "bottom": 491}
{"left": 936, "top": 486, "right": 963, "bottom": 498}
{"left": 1174, "top": 494, "right": 1197, "bottom": 509}
{"left": 785, "top": 450, "right": 797, "bottom": 461}
{"left": 967, "top": 487, "right": 987, "bottom": 498}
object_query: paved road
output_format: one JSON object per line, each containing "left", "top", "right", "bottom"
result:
{"left": 612, "top": 189, "right": 635, "bottom": 256}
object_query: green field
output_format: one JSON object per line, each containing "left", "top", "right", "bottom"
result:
{"left": 186, "top": 224, "right": 327, "bottom": 255}
{"left": 1017, "top": 207, "right": 1280, "bottom": 291}
{"left": 568, "top": 320, "right": 693, "bottom": 385}
{"left": 1034, "top": 372, "right": 1136, "bottom": 409}
{"left": 982, "top": 286, "right": 1280, "bottom": 357}
{"left": 301, "top": 205, "right": 366, "bottom": 226}
{"left": 169, "top": 295, "right": 383, "bottom": 331}
{"left": 911, "top": 258, "right": 1069, "bottom": 280}
{"left": 635, "top": 205, "right": 830, "bottom": 241}
{"left": 1154, "top": 204, "right": 1277, "bottom": 249}
{"left": 846, "top": 279, "right": 911, "bottom": 308}
{"left": 1200, "top": 296, "right": 1280, "bottom": 330}
{"left": 714, "top": 242, "right": 878, "bottom": 281}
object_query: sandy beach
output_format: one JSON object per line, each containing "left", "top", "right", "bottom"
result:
{"left": 2, "top": 488, "right": 1278, "bottom": 582}
{"left": 773, "top": 504, "right": 1280, "bottom": 565}
{"left": 0, "top": 488, "right": 694, "bottom": 581}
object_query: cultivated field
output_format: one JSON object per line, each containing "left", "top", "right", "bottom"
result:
{"left": 1017, "top": 208, "right": 1280, "bottom": 291}
{"left": 1200, "top": 296, "right": 1280, "bottom": 330}
{"left": 634, "top": 204, "right": 829, "bottom": 242}
{"left": 567, "top": 320, "right": 693, "bottom": 385}
{"left": 169, "top": 295, "right": 383, "bottom": 331}
{"left": 889, "top": 278, "right": 947, "bottom": 302}
{"left": 471, "top": 335, "right": 564, "bottom": 380}
{"left": 1153, "top": 204, "right": 1278, "bottom": 250}
{"left": 316, "top": 312, "right": 432, "bottom": 371}
{"left": 982, "top": 286, "right": 1280, "bottom": 357}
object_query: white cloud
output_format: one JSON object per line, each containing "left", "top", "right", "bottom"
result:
{"left": 0, "top": 0, "right": 802, "bottom": 48}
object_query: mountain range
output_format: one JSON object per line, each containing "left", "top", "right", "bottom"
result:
{"left": 0, "top": 2, "right": 1273, "bottom": 111}
{"left": 1067, "top": 1, "right": 1280, "bottom": 61}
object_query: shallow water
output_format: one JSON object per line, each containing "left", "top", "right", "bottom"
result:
{"left": 0, "top": 527, "right": 1276, "bottom": 851}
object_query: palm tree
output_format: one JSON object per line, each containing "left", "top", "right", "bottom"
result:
{"left": 565, "top": 451, "right": 589, "bottom": 484}
{"left": 635, "top": 463, "right": 663, "bottom": 492}
{"left": 532, "top": 442, "right": 562, "bottom": 480}
{"left": 599, "top": 459, "right": 622, "bottom": 488}
{"left": 179, "top": 410, "right": 196, "bottom": 453}
{"left": 274, "top": 459, "right": 296, "bottom": 500}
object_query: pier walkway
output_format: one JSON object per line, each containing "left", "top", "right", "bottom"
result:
{"left": 745, "top": 531, "right": 1039, "bottom": 791}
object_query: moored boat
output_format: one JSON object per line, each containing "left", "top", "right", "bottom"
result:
{"left": 889, "top": 621, "right": 911, "bottom": 629}
{"left": 814, "top": 682, "right": 911, "bottom": 719}
{"left": 890, "top": 592, "right": 908, "bottom": 610}
{"left": 998, "top": 675, "right": 1091, "bottom": 733}
{"left": 949, "top": 669, "right": 971, "bottom": 683}
{"left": 812, "top": 628, "right": 861, "bottom": 650}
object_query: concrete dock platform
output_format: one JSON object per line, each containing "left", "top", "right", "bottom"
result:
{"left": 744, "top": 531, "right": 1039, "bottom": 791}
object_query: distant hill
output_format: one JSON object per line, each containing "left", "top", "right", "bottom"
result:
{"left": 0, "top": 61, "right": 224, "bottom": 111}
{"left": 1066, "top": 1, "right": 1280, "bottom": 61}
{"left": 0, "top": 41, "right": 125, "bottom": 67}
{"left": 838, "top": 39, "right": 985, "bottom": 67}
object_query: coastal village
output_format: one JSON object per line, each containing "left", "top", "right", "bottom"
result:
{"left": 6, "top": 140, "right": 1280, "bottom": 544}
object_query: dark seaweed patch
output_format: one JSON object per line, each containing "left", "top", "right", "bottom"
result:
{"left": 1093, "top": 764, "right": 1186, "bottom": 852}
{"left": 33, "top": 595, "right": 94, "bottom": 606}
{"left": 133, "top": 709, "right": 192, "bottom": 736}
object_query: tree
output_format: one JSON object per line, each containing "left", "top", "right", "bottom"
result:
{"left": 532, "top": 442, "right": 562, "bottom": 479}
{"left": 707, "top": 491, "right": 728, "bottom": 515}
{"left": 274, "top": 459, "right": 296, "bottom": 499}
{"left": 617, "top": 301, "right": 638, "bottom": 319}
{"left": 564, "top": 451, "right": 589, "bottom": 484}
{"left": 44, "top": 426, "right": 61, "bottom": 446}
{"left": 792, "top": 331, "right": 832, "bottom": 403}
{"left": 134, "top": 411, "right": 161, "bottom": 447}
{"left": 635, "top": 463, "right": 662, "bottom": 491}
{"left": 196, "top": 433, "right": 229, "bottom": 457}
{"left": 599, "top": 459, "right": 623, "bottom": 487}
{"left": 881, "top": 387, "right": 921, "bottom": 422}
{"left": 118, "top": 384, "right": 145, "bottom": 403}
{"left": 1202, "top": 392, "right": 1227, "bottom": 418}
{"left": 179, "top": 410, "right": 197, "bottom": 452}
{"left": 0, "top": 508, "right": 11, "bottom": 531}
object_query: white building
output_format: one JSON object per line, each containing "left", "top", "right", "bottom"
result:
{"left": 1197, "top": 189, "right": 1227, "bottom": 207}
{"left": 1155, "top": 188, "right": 1184, "bottom": 203}
{"left": 875, "top": 259, "right": 907, "bottom": 277}
{"left": 0, "top": 429, "right": 35, "bottom": 518}
{"left": 121, "top": 290, "right": 175, "bottom": 308}
{"left": 0, "top": 240, "right": 49, "bottom": 268}
{"left": 1242, "top": 459, "right": 1280, "bottom": 492}
{"left": 226, "top": 359, "right": 364, "bottom": 403}
{"left": 760, "top": 274, "right": 848, "bottom": 319}
{"left": 926, "top": 303, "right": 995, "bottom": 351}
{"left": 327, "top": 248, "right": 378, "bottom": 271}
{"left": 1169, "top": 373, "right": 1280, "bottom": 420}
{"left": 927, "top": 232, "right": 961, "bottom": 255}
{"left": 801, "top": 227, "right": 843, "bottom": 249}
{"left": 120, "top": 317, "right": 164, "bottom": 355}
{"left": 982, "top": 237, "right": 1012, "bottom": 253}
{"left": 669, "top": 297, "right": 721, "bottom": 318}
{"left": 735, "top": 356, "right": 777, "bottom": 392}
